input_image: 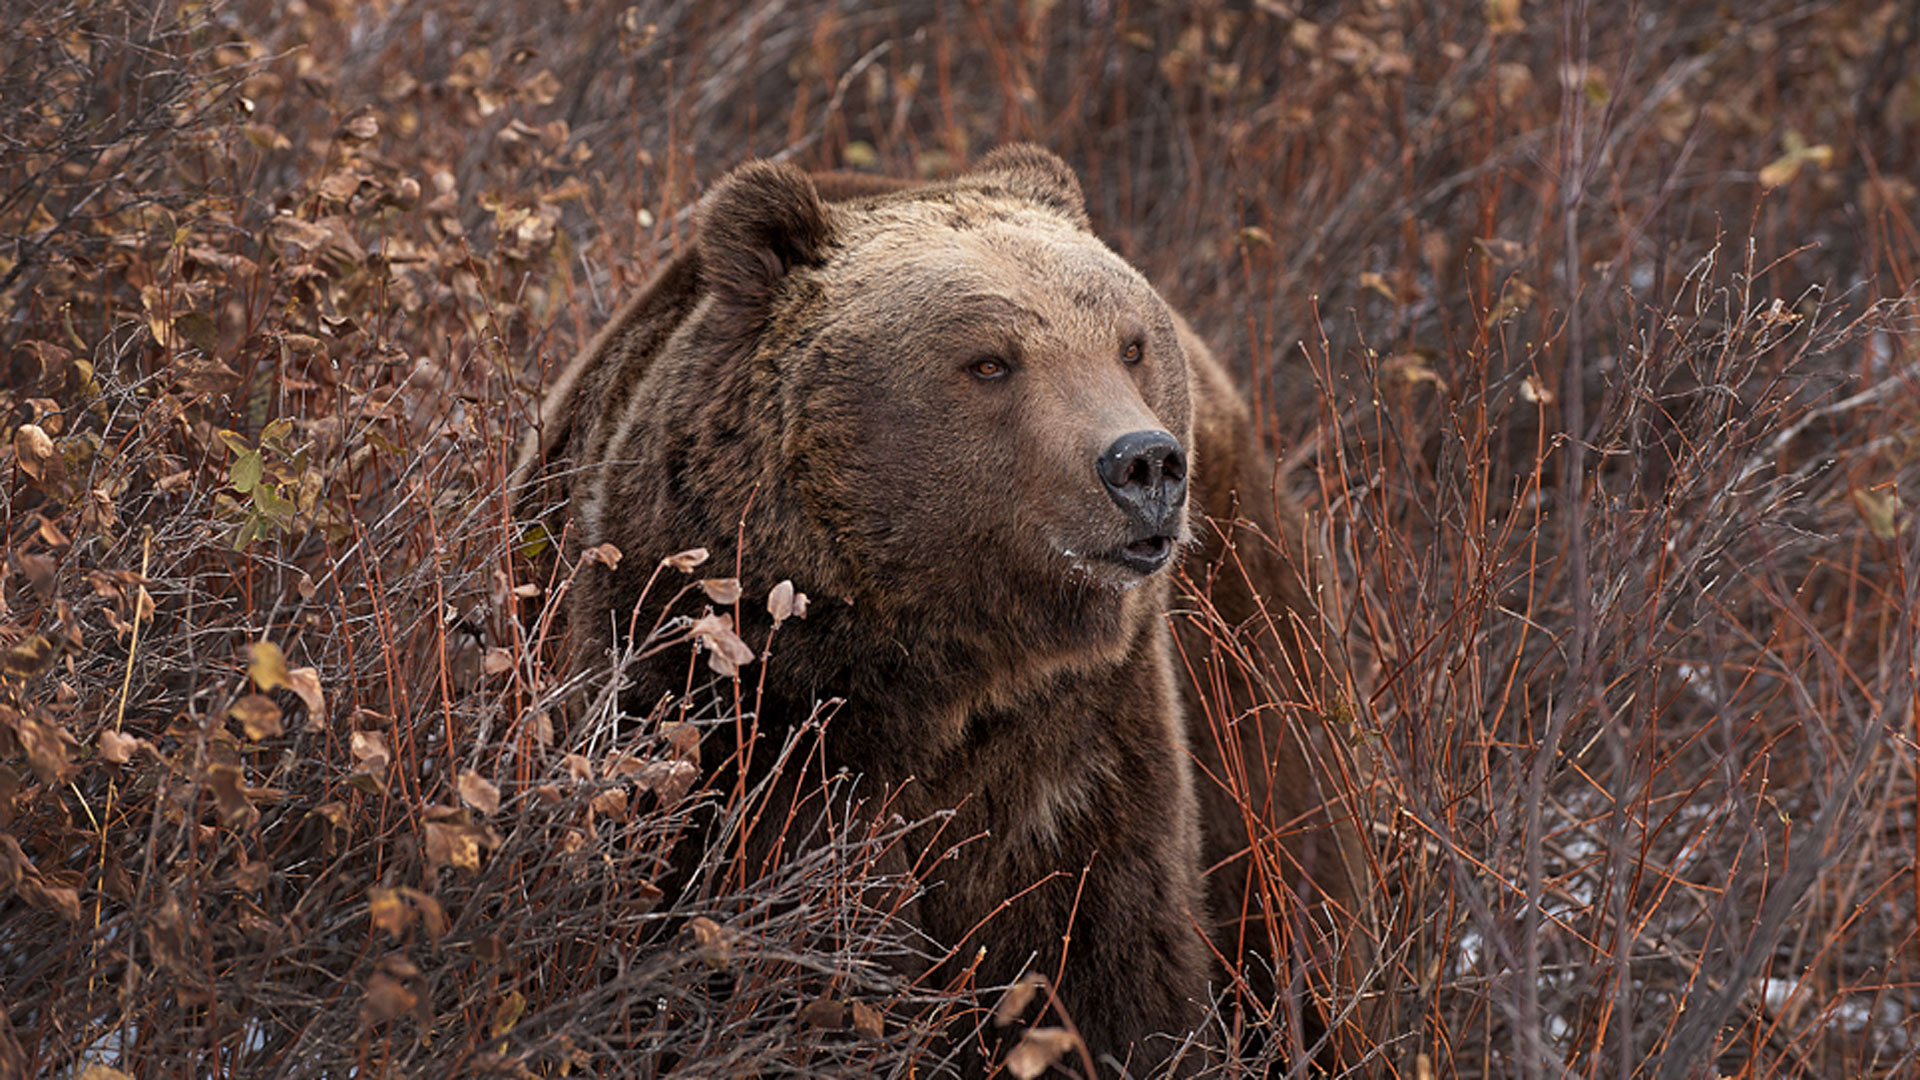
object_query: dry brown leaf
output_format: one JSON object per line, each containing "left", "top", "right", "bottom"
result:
{"left": 849, "top": 1000, "right": 884, "bottom": 1039}
{"left": 369, "top": 886, "right": 413, "bottom": 938}
{"left": 581, "top": 542, "right": 622, "bottom": 569}
{"left": 457, "top": 769, "right": 501, "bottom": 814}
{"left": 361, "top": 970, "right": 418, "bottom": 1023}
{"left": 1005, "top": 1027, "right": 1082, "bottom": 1080}
{"left": 588, "top": 786, "right": 628, "bottom": 818}
{"left": 994, "top": 973, "right": 1046, "bottom": 1027}
{"left": 225, "top": 859, "right": 270, "bottom": 892}
{"left": 350, "top": 729, "right": 391, "bottom": 773}
{"left": 563, "top": 752, "right": 593, "bottom": 781}
{"left": 248, "top": 641, "right": 293, "bottom": 693}
{"left": 33, "top": 514, "right": 68, "bottom": 548}
{"left": 424, "top": 820, "right": 481, "bottom": 871}
{"left": 401, "top": 887, "right": 447, "bottom": 942}
{"left": 12, "top": 424, "right": 58, "bottom": 481}
{"left": 482, "top": 647, "right": 515, "bottom": 675}
{"left": 13, "top": 707, "right": 76, "bottom": 783}
{"left": 798, "top": 996, "right": 846, "bottom": 1030}
{"left": 768, "top": 579, "right": 796, "bottom": 624}
{"left": 423, "top": 819, "right": 497, "bottom": 872}
{"left": 2, "top": 634, "right": 56, "bottom": 679}
{"left": 639, "top": 759, "right": 699, "bottom": 805}
{"left": 207, "top": 763, "right": 257, "bottom": 826}
{"left": 288, "top": 667, "right": 326, "bottom": 721}
{"left": 699, "top": 577, "right": 742, "bottom": 604}
{"left": 98, "top": 728, "right": 147, "bottom": 764}
{"left": 231, "top": 694, "right": 284, "bottom": 740}
{"left": 1485, "top": 0, "right": 1523, "bottom": 35}
{"left": 78, "top": 1066, "right": 135, "bottom": 1080}
{"left": 311, "top": 801, "right": 350, "bottom": 834}
{"left": 686, "top": 916, "right": 734, "bottom": 968}
{"left": 688, "top": 613, "right": 755, "bottom": 676}
{"left": 662, "top": 547, "right": 708, "bottom": 572}
{"left": 662, "top": 721, "right": 700, "bottom": 763}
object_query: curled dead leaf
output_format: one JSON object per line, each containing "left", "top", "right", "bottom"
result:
{"left": 686, "top": 916, "right": 735, "bottom": 968}
{"left": 207, "top": 763, "right": 257, "bottom": 826}
{"left": 404, "top": 888, "right": 447, "bottom": 942}
{"left": 699, "top": 577, "right": 742, "bottom": 604}
{"left": 662, "top": 721, "right": 700, "bottom": 762}
{"left": 12, "top": 707, "right": 76, "bottom": 783}
{"left": 12, "top": 424, "right": 58, "bottom": 481}
{"left": 1006, "top": 1027, "right": 1082, "bottom": 1080}
{"left": 311, "top": 801, "right": 350, "bottom": 835}
{"left": 994, "top": 973, "right": 1047, "bottom": 1027}
{"left": 639, "top": 759, "right": 700, "bottom": 805}
{"left": 350, "top": 729, "right": 390, "bottom": 770}
{"left": 768, "top": 579, "right": 796, "bottom": 625}
{"left": 457, "top": 769, "right": 501, "bottom": 814}
{"left": 662, "top": 547, "right": 708, "bottom": 572}
{"left": 581, "top": 542, "right": 622, "bottom": 569}
{"left": 0, "top": 834, "right": 82, "bottom": 920}
{"left": 231, "top": 694, "right": 284, "bottom": 740}
{"left": 288, "top": 667, "right": 326, "bottom": 725}
{"left": 588, "top": 786, "right": 628, "bottom": 818}
{"left": 688, "top": 613, "right": 755, "bottom": 676}
{"left": 98, "top": 728, "right": 148, "bottom": 764}
{"left": 482, "top": 647, "right": 515, "bottom": 675}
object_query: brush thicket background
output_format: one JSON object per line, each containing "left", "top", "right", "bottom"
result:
{"left": 3, "top": 1, "right": 1917, "bottom": 1077}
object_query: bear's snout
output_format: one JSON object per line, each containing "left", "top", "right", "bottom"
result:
{"left": 1096, "top": 429, "right": 1187, "bottom": 570}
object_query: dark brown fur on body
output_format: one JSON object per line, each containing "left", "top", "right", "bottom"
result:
{"left": 528, "top": 146, "right": 1366, "bottom": 1074}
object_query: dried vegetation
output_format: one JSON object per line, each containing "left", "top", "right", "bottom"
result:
{"left": 2, "top": 1, "right": 1918, "bottom": 1077}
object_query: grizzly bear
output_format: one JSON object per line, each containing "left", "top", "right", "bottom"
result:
{"left": 522, "top": 145, "right": 1368, "bottom": 1075}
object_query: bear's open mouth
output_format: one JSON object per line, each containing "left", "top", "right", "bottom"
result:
{"left": 1104, "top": 535, "right": 1176, "bottom": 575}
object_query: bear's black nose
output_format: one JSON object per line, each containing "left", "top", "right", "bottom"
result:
{"left": 1097, "top": 429, "right": 1187, "bottom": 529}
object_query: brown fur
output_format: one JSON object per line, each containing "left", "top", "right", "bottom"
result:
{"left": 524, "top": 146, "right": 1367, "bottom": 1074}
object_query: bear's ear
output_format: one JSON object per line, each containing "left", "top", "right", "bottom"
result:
{"left": 696, "top": 160, "right": 835, "bottom": 311}
{"left": 970, "top": 144, "right": 1089, "bottom": 229}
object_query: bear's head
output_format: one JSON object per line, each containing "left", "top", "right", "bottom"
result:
{"left": 693, "top": 145, "right": 1195, "bottom": 648}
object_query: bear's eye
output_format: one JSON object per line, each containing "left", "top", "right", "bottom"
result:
{"left": 1122, "top": 340, "right": 1144, "bottom": 365}
{"left": 968, "top": 357, "right": 1010, "bottom": 381}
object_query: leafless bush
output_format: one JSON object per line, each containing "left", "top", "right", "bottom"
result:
{"left": 4, "top": 1, "right": 1918, "bottom": 1077}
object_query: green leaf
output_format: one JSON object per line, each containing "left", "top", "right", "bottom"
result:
{"left": 231, "top": 449, "right": 263, "bottom": 494}
{"left": 517, "top": 521, "right": 553, "bottom": 560}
